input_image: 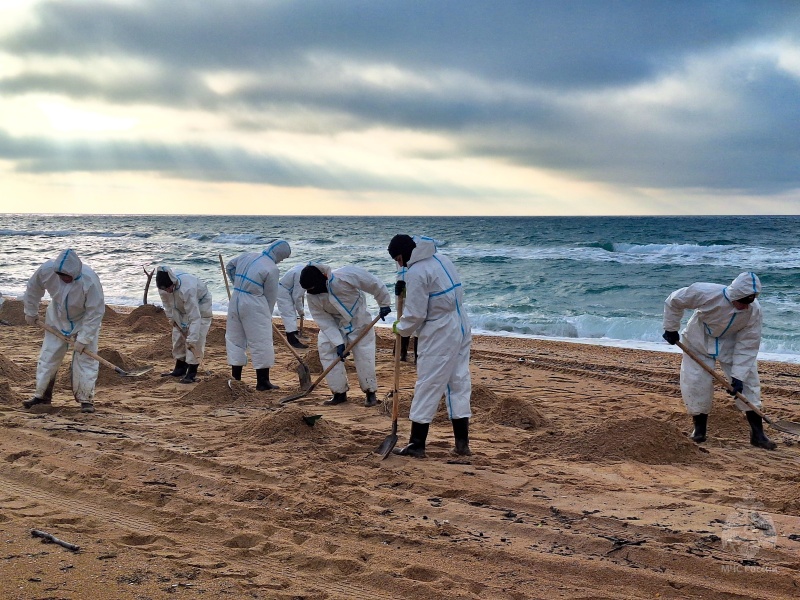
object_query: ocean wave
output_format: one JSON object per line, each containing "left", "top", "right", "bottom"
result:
{"left": 0, "top": 229, "right": 150, "bottom": 239}
{"left": 210, "top": 234, "right": 266, "bottom": 245}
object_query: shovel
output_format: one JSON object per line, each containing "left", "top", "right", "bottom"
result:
{"left": 272, "top": 322, "right": 312, "bottom": 389}
{"left": 677, "top": 340, "right": 800, "bottom": 436}
{"left": 280, "top": 313, "right": 383, "bottom": 404}
{"left": 376, "top": 295, "right": 404, "bottom": 458}
{"left": 39, "top": 322, "right": 154, "bottom": 377}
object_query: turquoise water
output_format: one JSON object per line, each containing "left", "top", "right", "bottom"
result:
{"left": 1, "top": 214, "right": 799, "bottom": 360}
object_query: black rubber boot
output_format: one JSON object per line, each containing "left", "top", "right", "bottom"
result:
{"left": 179, "top": 363, "right": 199, "bottom": 384}
{"left": 80, "top": 403, "right": 95, "bottom": 413}
{"left": 412, "top": 336, "right": 419, "bottom": 364}
{"left": 231, "top": 365, "right": 243, "bottom": 381}
{"left": 162, "top": 359, "right": 188, "bottom": 378}
{"left": 689, "top": 414, "right": 708, "bottom": 443}
{"left": 452, "top": 417, "right": 472, "bottom": 456}
{"left": 323, "top": 392, "right": 347, "bottom": 406}
{"left": 255, "top": 368, "right": 279, "bottom": 391}
{"left": 393, "top": 421, "right": 429, "bottom": 458}
{"left": 286, "top": 331, "right": 308, "bottom": 349}
{"left": 746, "top": 411, "right": 777, "bottom": 450}
{"left": 23, "top": 397, "right": 51, "bottom": 409}
{"left": 364, "top": 390, "right": 378, "bottom": 407}
{"left": 399, "top": 336, "right": 410, "bottom": 362}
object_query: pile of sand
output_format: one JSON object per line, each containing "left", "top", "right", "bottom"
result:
{"left": 557, "top": 416, "right": 707, "bottom": 465}
{"left": 123, "top": 304, "right": 168, "bottom": 328}
{"left": 237, "top": 405, "right": 331, "bottom": 442}
{"left": 132, "top": 333, "right": 174, "bottom": 360}
{"left": 0, "top": 299, "right": 30, "bottom": 326}
{"left": 0, "top": 380, "right": 20, "bottom": 405}
{"left": 0, "top": 353, "right": 27, "bottom": 381}
{"left": 179, "top": 375, "right": 258, "bottom": 405}
{"left": 102, "top": 305, "right": 125, "bottom": 324}
{"left": 487, "top": 396, "right": 547, "bottom": 430}
{"left": 305, "top": 350, "right": 323, "bottom": 374}
{"left": 130, "top": 316, "right": 170, "bottom": 334}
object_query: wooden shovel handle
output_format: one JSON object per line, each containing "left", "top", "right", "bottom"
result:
{"left": 272, "top": 321, "right": 306, "bottom": 364}
{"left": 391, "top": 295, "right": 404, "bottom": 422}
{"left": 38, "top": 322, "right": 125, "bottom": 375}
{"left": 676, "top": 340, "right": 769, "bottom": 422}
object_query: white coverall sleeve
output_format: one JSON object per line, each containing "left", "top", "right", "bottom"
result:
{"left": 308, "top": 296, "right": 344, "bottom": 347}
{"left": 292, "top": 275, "right": 305, "bottom": 316}
{"left": 350, "top": 266, "right": 392, "bottom": 309}
{"left": 731, "top": 309, "right": 762, "bottom": 380}
{"left": 225, "top": 257, "right": 238, "bottom": 290}
{"left": 23, "top": 264, "right": 48, "bottom": 318}
{"left": 663, "top": 284, "right": 706, "bottom": 331}
{"left": 75, "top": 277, "right": 105, "bottom": 346}
{"left": 158, "top": 289, "right": 175, "bottom": 323}
{"left": 395, "top": 269, "right": 427, "bottom": 337}
{"left": 263, "top": 262, "right": 279, "bottom": 313}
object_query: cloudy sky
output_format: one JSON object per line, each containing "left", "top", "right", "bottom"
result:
{"left": 1, "top": 0, "right": 799, "bottom": 216}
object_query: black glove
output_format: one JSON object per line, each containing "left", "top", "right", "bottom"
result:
{"left": 728, "top": 378, "right": 744, "bottom": 396}
{"left": 336, "top": 344, "right": 348, "bottom": 360}
{"left": 379, "top": 306, "right": 392, "bottom": 321}
{"left": 395, "top": 280, "right": 406, "bottom": 296}
{"left": 662, "top": 330, "right": 680, "bottom": 345}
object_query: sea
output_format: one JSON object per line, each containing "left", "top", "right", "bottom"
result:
{"left": 1, "top": 214, "right": 799, "bottom": 363}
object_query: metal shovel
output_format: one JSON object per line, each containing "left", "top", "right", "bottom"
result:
{"left": 39, "top": 322, "right": 154, "bottom": 377}
{"left": 677, "top": 340, "right": 800, "bottom": 436}
{"left": 280, "top": 313, "right": 383, "bottom": 404}
{"left": 272, "top": 322, "right": 312, "bottom": 389}
{"left": 376, "top": 294, "right": 404, "bottom": 458}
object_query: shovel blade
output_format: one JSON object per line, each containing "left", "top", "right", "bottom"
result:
{"left": 376, "top": 433, "right": 398, "bottom": 459}
{"left": 280, "top": 390, "right": 308, "bottom": 405}
{"left": 296, "top": 362, "right": 312, "bottom": 390}
{"left": 122, "top": 365, "right": 154, "bottom": 377}
{"left": 771, "top": 419, "right": 800, "bottom": 436}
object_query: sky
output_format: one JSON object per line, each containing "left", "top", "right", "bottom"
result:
{"left": 1, "top": 0, "right": 799, "bottom": 216}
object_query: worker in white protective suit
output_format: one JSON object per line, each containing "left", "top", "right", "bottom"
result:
{"left": 395, "top": 264, "right": 417, "bottom": 363}
{"left": 225, "top": 240, "right": 291, "bottom": 391}
{"left": 22, "top": 249, "right": 104, "bottom": 413}
{"left": 299, "top": 263, "right": 392, "bottom": 407}
{"left": 277, "top": 263, "right": 308, "bottom": 349}
{"left": 387, "top": 234, "right": 472, "bottom": 458}
{"left": 663, "top": 271, "right": 775, "bottom": 450}
{"left": 155, "top": 266, "right": 213, "bottom": 384}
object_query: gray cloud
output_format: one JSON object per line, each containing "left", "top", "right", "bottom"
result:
{"left": 2, "top": 0, "right": 800, "bottom": 198}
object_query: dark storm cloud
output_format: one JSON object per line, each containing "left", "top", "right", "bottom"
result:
{"left": 2, "top": 0, "right": 800, "bottom": 196}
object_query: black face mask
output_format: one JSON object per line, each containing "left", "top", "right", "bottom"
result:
{"left": 300, "top": 266, "right": 328, "bottom": 295}
{"left": 736, "top": 294, "right": 757, "bottom": 305}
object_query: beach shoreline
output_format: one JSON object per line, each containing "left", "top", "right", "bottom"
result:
{"left": 1, "top": 299, "right": 800, "bottom": 598}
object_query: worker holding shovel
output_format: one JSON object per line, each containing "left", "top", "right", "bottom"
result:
{"left": 299, "top": 263, "right": 392, "bottom": 407}
{"left": 663, "top": 271, "right": 776, "bottom": 450}
{"left": 387, "top": 235, "right": 473, "bottom": 458}
{"left": 155, "top": 266, "right": 212, "bottom": 384}
{"left": 22, "top": 249, "right": 105, "bottom": 413}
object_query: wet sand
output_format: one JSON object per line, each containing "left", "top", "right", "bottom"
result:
{"left": 1, "top": 299, "right": 800, "bottom": 599}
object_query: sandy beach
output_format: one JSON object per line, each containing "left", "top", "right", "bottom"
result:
{"left": 1, "top": 298, "right": 800, "bottom": 599}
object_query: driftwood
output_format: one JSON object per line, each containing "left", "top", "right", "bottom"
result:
{"left": 31, "top": 529, "right": 80, "bottom": 552}
{"left": 142, "top": 266, "right": 155, "bottom": 304}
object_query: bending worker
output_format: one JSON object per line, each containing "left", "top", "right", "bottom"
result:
{"left": 663, "top": 271, "right": 776, "bottom": 450}
{"left": 277, "top": 263, "right": 308, "bottom": 349}
{"left": 299, "top": 263, "right": 391, "bottom": 407}
{"left": 156, "top": 266, "right": 212, "bottom": 384}
{"left": 388, "top": 234, "right": 473, "bottom": 458}
{"left": 22, "top": 249, "right": 104, "bottom": 414}
{"left": 226, "top": 240, "right": 291, "bottom": 391}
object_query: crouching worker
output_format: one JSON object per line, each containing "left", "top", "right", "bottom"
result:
{"left": 156, "top": 266, "right": 212, "bottom": 384}
{"left": 388, "top": 235, "right": 472, "bottom": 458}
{"left": 23, "top": 249, "right": 104, "bottom": 413}
{"left": 663, "top": 271, "right": 775, "bottom": 450}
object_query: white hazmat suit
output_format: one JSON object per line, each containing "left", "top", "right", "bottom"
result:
{"left": 663, "top": 272, "right": 762, "bottom": 415}
{"left": 156, "top": 266, "right": 213, "bottom": 365}
{"left": 23, "top": 249, "right": 104, "bottom": 405}
{"left": 393, "top": 236, "right": 472, "bottom": 424}
{"left": 277, "top": 264, "right": 306, "bottom": 335}
{"left": 225, "top": 240, "right": 291, "bottom": 369}
{"left": 305, "top": 264, "right": 392, "bottom": 395}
